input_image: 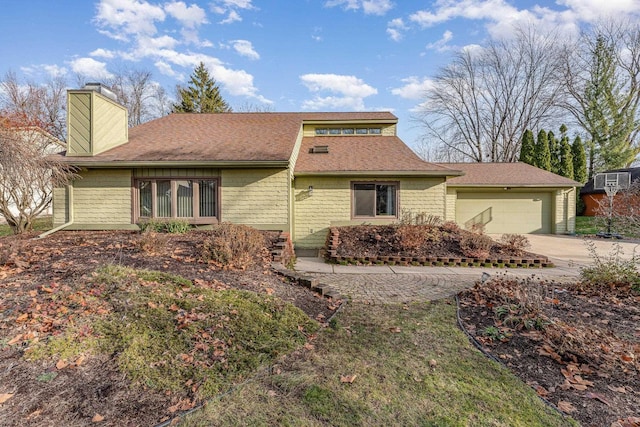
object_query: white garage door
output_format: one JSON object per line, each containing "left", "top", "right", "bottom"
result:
{"left": 455, "top": 192, "right": 552, "bottom": 234}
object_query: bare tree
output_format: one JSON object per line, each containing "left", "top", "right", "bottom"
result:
{"left": 415, "top": 25, "right": 566, "bottom": 162}
{"left": 0, "top": 72, "right": 67, "bottom": 141}
{"left": 234, "top": 101, "right": 275, "bottom": 112}
{"left": 0, "top": 114, "right": 76, "bottom": 234}
{"left": 561, "top": 19, "right": 640, "bottom": 175}
{"left": 107, "top": 68, "right": 155, "bottom": 127}
{"left": 594, "top": 179, "right": 640, "bottom": 237}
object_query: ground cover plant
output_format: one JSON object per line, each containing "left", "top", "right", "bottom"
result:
{"left": 331, "top": 223, "right": 535, "bottom": 260}
{"left": 181, "top": 301, "right": 574, "bottom": 427}
{"left": 457, "top": 249, "right": 640, "bottom": 427}
{"left": 0, "top": 228, "right": 335, "bottom": 426}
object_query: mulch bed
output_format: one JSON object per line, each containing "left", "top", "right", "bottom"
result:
{"left": 458, "top": 277, "right": 640, "bottom": 427}
{"left": 0, "top": 230, "right": 337, "bottom": 426}
{"left": 327, "top": 225, "right": 552, "bottom": 267}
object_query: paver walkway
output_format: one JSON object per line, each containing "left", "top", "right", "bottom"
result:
{"left": 293, "top": 257, "right": 580, "bottom": 304}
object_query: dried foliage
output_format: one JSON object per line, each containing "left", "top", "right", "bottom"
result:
{"left": 399, "top": 210, "right": 442, "bottom": 226}
{"left": 136, "top": 230, "right": 169, "bottom": 255}
{"left": 459, "top": 231, "right": 494, "bottom": 259}
{"left": 579, "top": 241, "right": 640, "bottom": 290}
{"left": 0, "top": 113, "right": 76, "bottom": 234}
{"left": 396, "top": 225, "right": 441, "bottom": 251}
{"left": 498, "top": 234, "right": 531, "bottom": 256}
{"left": 199, "top": 223, "right": 269, "bottom": 270}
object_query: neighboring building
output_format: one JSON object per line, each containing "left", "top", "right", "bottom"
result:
{"left": 580, "top": 168, "right": 640, "bottom": 216}
{"left": 52, "top": 85, "right": 580, "bottom": 250}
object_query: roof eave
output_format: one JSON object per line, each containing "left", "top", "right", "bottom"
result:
{"left": 59, "top": 160, "right": 290, "bottom": 168}
{"left": 294, "top": 170, "right": 457, "bottom": 177}
{"left": 448, "top": 183, "right": 579, "bottom": 188}
{"left": 302, "top": 119, "right": 398, "bottom": 125}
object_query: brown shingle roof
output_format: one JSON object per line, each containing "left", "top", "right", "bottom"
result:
{"left": 439, "top": 162, "right": 581, "bottom": 187}
{"left": 295, "top": 136, "right": 460, "bottom": 175}
{"left": 59, "top": 112, "right": 400, "bottom": 165}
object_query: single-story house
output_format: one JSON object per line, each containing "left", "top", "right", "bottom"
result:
{"left": 52, "top": 85, "right": 580, "bottom": 250}
{"left": 580, "top": 167, "right": 640, "bottom": 216}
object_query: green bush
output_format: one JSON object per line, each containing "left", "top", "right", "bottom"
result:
{"left": 580, "top": 241, "right": 640, "bottom": 289}
{"left": 199, "top": 223, "right": 268, "bottom": 269}
{"left": 138, "top": 218, "right": 191, "bottom": 233}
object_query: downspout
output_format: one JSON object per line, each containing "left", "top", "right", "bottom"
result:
{"left": 39, "top": 183, "right": 74, "bottom": 238}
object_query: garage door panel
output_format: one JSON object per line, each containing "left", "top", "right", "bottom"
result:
{"left": 456, "top": 192, "right": 551, "bottom": 234}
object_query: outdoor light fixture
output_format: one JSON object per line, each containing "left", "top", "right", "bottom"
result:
{"left": 308, "top": 185, "right": 314, "bottom": 195}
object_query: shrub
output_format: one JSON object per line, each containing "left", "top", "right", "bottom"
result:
{"left": 136, "top": 230, "right": 169, "bottom": 254}
{"left": 459, "top": 231, "right": 494, "bottom": 259}
{"left": 396, "top": 225, "right": 441, "bottom": 251}
{"left": 399, "top": 210, "right": 442, "bottom": 226}
{"left": 440, "top": 221, "right": 461, "bottom": 233}
{"left": 199, "top": 223, "right": 268, "bottom": 269}
{"left": 138, "top": 218, "right": 191, "bottom": 234}
{"left": 499, "top": 234, "right": 530, "bottom": 256}
{"left": 580, "top": 241, "right": 640, "bottom": 289}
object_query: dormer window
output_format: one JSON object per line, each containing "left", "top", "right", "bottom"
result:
{"left": 369, "top": 128, "right": 382, "bottom": 135}
{"left": 315, "top": 128, "right": 328, "bottom": 135}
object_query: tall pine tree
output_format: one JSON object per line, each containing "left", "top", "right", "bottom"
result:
{"left": 534, "top": 129, "right": 551, "bottom": 171}
{"left": 558, "top": 137, "right": 574, "bottom": 179}
{"left": 173, "top": 62, "right": 232, "bottom": 113}
{"left": 571, "top": 136, "right": 588, "bottom": 183}
{"left": 518, "top": 129, "right": 535, "bottom": 165}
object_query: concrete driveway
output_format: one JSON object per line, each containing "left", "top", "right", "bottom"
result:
{"left": 521, "top": 234, "right": 640, "bottom": 269}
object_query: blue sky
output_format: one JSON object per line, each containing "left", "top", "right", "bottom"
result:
{"left": 1, "top": 0, "right": 639, "bottom": 149}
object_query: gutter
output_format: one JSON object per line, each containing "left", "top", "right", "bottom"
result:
{"left": 39, "top": 183, "right": 73, "bottom": 238}
{"left": 57, "top": 160, "right": 290, "bottom": 169}
{"left": 294, "top": 170, "right": 463, "bottom": 177}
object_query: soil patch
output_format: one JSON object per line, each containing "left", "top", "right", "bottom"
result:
{"left": 458, "top": 277, "right": 640, "bottom": 427}
{"left": 0, "top": 230, "right": 336, "bottom": 426}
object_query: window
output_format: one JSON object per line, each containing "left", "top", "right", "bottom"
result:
{"left": 352, "top": 182, "right": 398, "bottom": 218}
{"left": 136, "top": 178, "right": 217, "bottom": 223}
{"left": 355, "top": 128, "right": 368, "bottom": 135}
{"left": 368, "top": 128, "right": 382, "bottom": 135}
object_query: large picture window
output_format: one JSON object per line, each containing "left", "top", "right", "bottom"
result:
{"left": 352, "top": 182, "right": 398, "bottom": 218}
{"left": 136, "top": 178, "right": 217, "bottom": 223}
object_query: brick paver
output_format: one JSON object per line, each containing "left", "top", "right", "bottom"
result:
{"left": 307, "top": 273, "right": 481, "bottom": 304}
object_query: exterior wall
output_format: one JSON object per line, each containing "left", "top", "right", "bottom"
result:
{"left": 220, "top": 168, "right": 289, "bottom": 230}
{"left": 52, "top": 186, "right": 68, "bottom": 225}
{"left": 293, "top": 176, "right": 446, "bottom": 249}
{"left": 445, "top": 187, "right": 457, "bottom": 221}
{"left": 58, "top": 169, "right": 133, "bottom": 228}
{"left": 554, "top": 188, "right": 576, "bottom": 234}
{"left": 302, "top": 123, "right": 396, "bottom": 137}
{"left": 67, "top": 91, "right": 128, "bottom": 156}
{"left": 134, "top": 168, "right": 219, "bottom": 178}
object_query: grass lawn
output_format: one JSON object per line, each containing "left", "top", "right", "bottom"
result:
{"left": 181, "top": 301, "right": 576, "bottom": 427}
{"left": 575, "top": 215, "right": 600, "bottom": 235}
{"left": 0, "top": 215, "right": 52, "bottom": 236}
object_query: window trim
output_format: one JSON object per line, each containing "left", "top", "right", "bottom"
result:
{"left": 351, "top": 181, "right": 400, "bottom": 219}
{"left": 133, "top": 176, "right": 220, "bottom": 225}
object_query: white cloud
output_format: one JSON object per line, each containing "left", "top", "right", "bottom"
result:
{"left": 425, "top": 30, "right": 454, "bottom": 52}
{"left": 90, "top": 48, "right": 116, "bottom": 59}
{"left": 230, "top": 40, "right": 260, "bottom": 60}
{"left": 95, "top": 0, "right": 166, "bottom": 38}
{"left": 386, "top": 18, "right": 406, "bottom": 41}
{"left": 154, "top": 60, "right": 181, "bottom": 78}
{"left": 391, "top": 76, "right": 434, "bottom": 100}
{"left": 300, "top": 73, "right": 377, "bottom": 110}
{"left": 69, "top": 57, "right": 114, "bottom": 79}
{"left": 164, "top": 1, "right": 207, "bottom": 28}
{"left": 211, "top": 0, "right": 254, "bottom": 24}
{"left": 325, "top": 0, "right": 394, "bottom": 15}
{"left": 43, "top": 64, "right": 68, "bottom": 78}
{"left": 557, "top": 0, "right": 640, "bottom": 21}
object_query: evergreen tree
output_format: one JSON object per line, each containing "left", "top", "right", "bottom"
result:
{"left": 571, "top": 136, "right": 588, "bottom": 183}
{"left": 558, "top": 137, "right": 574, "bottom": 179}
{"left": 518, "top": 129, "right": 535, "bottom": 165}
{"left": 534, "top": 129, "right": 551, "bottom": 171}
{"left": 548, "top": 131, "right": 560, "bottom": 174}
{"left": 172, "top": 62, "right": 232, "bottom": 113}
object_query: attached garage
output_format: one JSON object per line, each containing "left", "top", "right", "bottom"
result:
{"left": 439, "top": 162, "right": 581, "bottom": 235}
{"left": 455, "top": 191, "right": 552, "bottom": 234}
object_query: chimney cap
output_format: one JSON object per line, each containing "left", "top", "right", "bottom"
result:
{"left": 83, "top": 82, "right": 118, "bottom": 102}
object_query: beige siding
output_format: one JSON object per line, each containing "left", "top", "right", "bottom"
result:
{"left": 67, "top": 93, "right": 91, "bottom": 156}
{"left": 302, "top": 123, "right": 396, "bottom": 137}
{"left": 221, "top": 169, "right": 289, "bottom": 229}
{"left": 92, "top": 94, "right": 128, "bottom": 155}
{"left": 293, "top": 176, "right": 446, "bottom": 249}
{"left": 72, "top": 169, "right": 132, "bottom": 225}
{"left": 134, "top": 168, "right": 219, "bottom": 178}
{"left": 554, "top": 188, "right": 576, "bottom": 234}
{"left": 67, "top": 91, "right": 128, "bottom": 157}
{"left": 52, "top": 186, "right": 69, "bottom": 226}
{"left": 445, "top": 188, "right": 457, "bottom": 221}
